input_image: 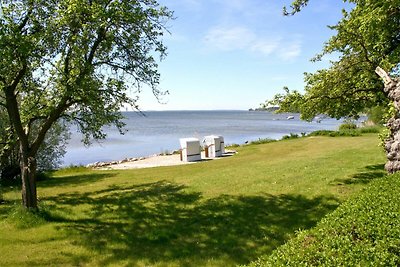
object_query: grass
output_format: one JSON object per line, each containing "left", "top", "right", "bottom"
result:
{"left": 0, "top": 134, "right": 386, "bottom": 266}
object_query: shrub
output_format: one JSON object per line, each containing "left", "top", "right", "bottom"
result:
{"left": 250, "top": 138, "right": 276, "bottom": 145}
{"left": 308, "top": 130, "right": 336, "bottom": 137}
{"left": 337, "top": 129, "right": 361, "bottom": 136}
{"left": 281, "top": 133, "right": 299, "bottom": 140}
{"left": 54, "top": 165, "right": 88, "bottom": 176}
{"left": 367, "top": 105, "right": 387, "bottom": 125}
{"left": 339, "top": 122, "right": 357, "bottom": 131}
{"left": 358, "top": 125, "right": 382, "bottom": 134}
{"left": 246, "top": 174, "right": 400, "bottom": 267}
{"left": 308, "top": 130, "right": 361, "bottom": 137}
{"left": 0, "top": 120, "right": 70, "bottom": 182}
{"left": 308, "top": 126, "right": 382, "bottom": 137}
{"left": 227, "top": 143, "right": 240, "bottom": 148}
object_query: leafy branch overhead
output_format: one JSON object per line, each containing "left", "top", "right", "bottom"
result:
{"left": 271, "top": 0, "right": 400, "bottom": 121}
{"left": 263, "top": 86, "right": 303, "bottom": 115}
{"left": 283, "top": 0, "right": 309, "bottom": 16}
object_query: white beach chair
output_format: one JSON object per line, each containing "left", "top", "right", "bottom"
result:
{"left": 203, "top": 135, "right": 224, "bottom": 158}
{"left": 179, "top": 138, "right": 202, "bottom": 162}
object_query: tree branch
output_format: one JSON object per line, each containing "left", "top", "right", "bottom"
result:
{"left": 283, "top": 0, "right": 309, "bottom": 16}
{"left": 11, "top": 63, "right": 28, "bottom": 91}
{"left": 17, "top": 1, "right": 34, "bottom": 32}
{"left": 3, "top": 63, "right": 29, "bottom": 150}
{"left": 87, "top": 27, "right": 106, "bottom": 65}
{"left": 30, "top": 98, "right": 71, "bottom": 155}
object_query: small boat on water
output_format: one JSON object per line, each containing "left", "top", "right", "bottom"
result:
{"left": 287, "top": 116, "right": 294, "bottom": 120}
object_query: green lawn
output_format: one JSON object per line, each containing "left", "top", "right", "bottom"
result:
{"left": 0, "top": 135, "right": 386, "bottom": 266}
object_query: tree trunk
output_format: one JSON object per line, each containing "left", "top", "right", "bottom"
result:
{"left": 20, "top": 151, "right": 38, "bottom": 210}
{"left": 375, "top": 67, "right": 400, "bottom": 173}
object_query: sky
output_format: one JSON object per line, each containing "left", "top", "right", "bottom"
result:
{"left": 136, "top": 0, "right": 348, "bottom": 111}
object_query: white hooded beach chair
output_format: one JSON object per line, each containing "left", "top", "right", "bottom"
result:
{"left": 203, "top": 135, "right": 224, "bottom": 158}
{"left": 179, "top": 138, "right": 201, "bottom": 162}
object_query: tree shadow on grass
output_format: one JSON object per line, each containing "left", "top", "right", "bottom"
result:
{"left": 42, "top": 180, "right": 340, "bottom": 266}
{"left": 0, "top": 173, "right": 115, "bottom": 222}
{"left": 0, "top": 172, "right": 115, "bottom": 201}
{"left": 38, "top": 172, "right": 116, "bottom": 188}
{"left": 331, "top": 164, "right": 386, "bottom": 185}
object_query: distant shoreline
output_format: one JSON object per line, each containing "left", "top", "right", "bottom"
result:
{"left": 248, "top": 107, "right": 280, "bottom": 112}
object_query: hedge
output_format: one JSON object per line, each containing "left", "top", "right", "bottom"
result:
{"left": 247, "top": 173, "right": 400, "bottom": 267}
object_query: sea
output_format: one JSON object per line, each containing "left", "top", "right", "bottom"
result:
{"left": 62, "top": 110, "right": 344, "bottom": 166}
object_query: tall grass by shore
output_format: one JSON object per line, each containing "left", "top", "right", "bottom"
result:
{"left": 0, "top": 134, "right": 386, "bottom": 266}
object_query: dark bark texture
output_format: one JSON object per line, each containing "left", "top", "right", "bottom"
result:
{"left": 20, "top": 150, "right": 38, "bottom": 209}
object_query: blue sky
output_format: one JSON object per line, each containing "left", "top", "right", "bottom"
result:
{"left": 137, "top": 0, "right": 347, "bottom": 111}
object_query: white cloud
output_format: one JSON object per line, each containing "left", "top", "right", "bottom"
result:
{"left": 251, "top": 39, "right": 280, "bottom": 56}
{"left": 203, "top": 25, "right": 302, "bottom": 60}
{"left": 204, "top": 26, "right": 255, "bottom": 51}
{"left": 278, "top": 41, "right": 302, "bottom": 60}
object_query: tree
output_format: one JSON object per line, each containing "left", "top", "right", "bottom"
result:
{"left": 0, "top": 0, "right": 173, "bottom": 209}
{"left": 1, "top": 107, "right": 70, "bottom": 182}
{"left": 266, "top": 0, "right": 400, "bottom": 172}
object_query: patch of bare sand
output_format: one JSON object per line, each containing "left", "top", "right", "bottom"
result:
{"left": 95, "top": 151, "right": 236, "bottom": 170}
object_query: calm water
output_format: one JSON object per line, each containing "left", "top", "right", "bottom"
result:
{"left": 62, "top": 110, "right": 343, "bottom": 166}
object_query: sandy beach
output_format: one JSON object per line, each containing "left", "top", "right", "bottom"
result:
{"left": 94, "top": 150, "right": 237, "bottom": 170}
